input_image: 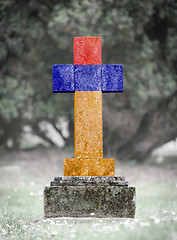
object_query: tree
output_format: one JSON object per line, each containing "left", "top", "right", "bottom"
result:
{"left": 0, "top": 0, "right": 176, "bottom": 161}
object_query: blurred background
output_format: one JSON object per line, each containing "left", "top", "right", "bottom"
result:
{"left": 0, "top": 0, "right": 177, "bottom": 165}
{"left": 1, "top": 2, "right": 177, "bottom": 237}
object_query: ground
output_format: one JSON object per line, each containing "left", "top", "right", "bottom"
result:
{"left": 0, "top": 147, "right": 177, "bottom": 240}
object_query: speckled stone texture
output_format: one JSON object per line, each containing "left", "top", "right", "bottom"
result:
{"left": 64, "top": 158, "right": 115, "bottom": 176}
{"left": 74, "top": 37, "right": 102, "bottom": 65}
{"left": 74, "top": 91, "right": 103, "bottom": 159}
{"left": 44, "top": 177, "right": 136, "bottom": 218}
{"left": 53, "top": 64, "right": 74, "bottom": 92}
{"left": 53, "top": 64, "right": 123, "bottom": 92}
{"left": 75, "top": 65, "right": 102, "bottom": 91}
{"left": 102, "top": 64, "right": 123, "bottom": 92}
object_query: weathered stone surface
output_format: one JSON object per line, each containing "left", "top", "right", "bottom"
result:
{"left": 74, "top": 91, "right": 103, "bottom": 159}
{"left": 64, "top": 158, "right": 115, "bottom": 176}
{"left": 75, "top": 65, "right": 102, "bottom": 91}
{"left": 52, "top": 64, "right": 74, "bottom": 92}
{"left": 74, "top": 37, "right": 102, "bottom": 65}
{"left": 51, "top": 176, "right": 128, "bottom": 186}
{"left": 102, "top": 64, "right": 123, "bottom": 92}
{"left": 44, "top": 176, "right": 136, "bottom": 218}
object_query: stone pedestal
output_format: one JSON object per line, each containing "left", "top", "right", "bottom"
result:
{"left": 44, "top": 176, "right": 136, "bottom": 218}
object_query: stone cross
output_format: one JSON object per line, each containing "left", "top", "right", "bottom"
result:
{"left": 53, "top": 37, "right": 123, "bottom": 176}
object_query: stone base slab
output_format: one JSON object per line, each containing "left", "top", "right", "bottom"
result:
{"left": 64, "top": 158, "right": 115, "bottom": 176}
{"left": 44, "top": 177, "right": 136, "bottom": 218}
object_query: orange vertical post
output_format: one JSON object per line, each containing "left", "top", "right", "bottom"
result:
{"left": 64, "top": 37, "right": 115, "bottom": 176}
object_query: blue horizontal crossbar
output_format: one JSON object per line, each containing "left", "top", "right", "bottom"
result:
{"left": 102, "top": 65, "right": 123, "bottom": 92}
{"left": 75, "top": 65, "right": 102, "bottom": 91}
{"left": 53, "top": 65, "right": 75, "bottom": 93}
{"left": 53, "top": 64, "right": 123, "bottom": 92}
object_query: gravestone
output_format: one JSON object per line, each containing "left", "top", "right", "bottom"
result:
{"left": 44, "top": 37, "right": 136, "bottom": 218}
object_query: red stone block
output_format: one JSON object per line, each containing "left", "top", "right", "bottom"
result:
{"left": 74, "top": 37, "right": 102, "bottom": 65}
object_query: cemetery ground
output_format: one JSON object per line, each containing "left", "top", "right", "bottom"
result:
{"left": 0, "top": 147, "right": 177, "bottom": 240}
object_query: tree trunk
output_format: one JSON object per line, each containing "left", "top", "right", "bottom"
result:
{"left": 103, "top": 90, "right": 177, "bottom": 161}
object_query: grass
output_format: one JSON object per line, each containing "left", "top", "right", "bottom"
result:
{"left": 0, "top": 179, "right": 177, "bottom": 240}
{"left": 0, "top": 147, "right": 177, "bottom": 239}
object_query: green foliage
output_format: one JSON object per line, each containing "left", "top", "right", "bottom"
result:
{"left": 48, "top": 0, "right": 177, "bottom": 113}
{"left": 0, "top": 77, "right": 34, "bottom": 121}
{"left": 0, "top": 0, "right": 176, "bottom": 148}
